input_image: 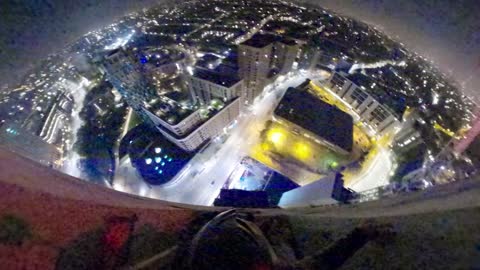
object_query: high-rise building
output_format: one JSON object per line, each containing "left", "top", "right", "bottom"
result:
{"left": 0, "top": 121, "right": 62, "bottom": 168}
{"left": 238, "top": 34, "right": 276, "bottom": 106}
{"left": 102, "top": 47, "right": 242, "bottom": 152}
{"left": 392, "top": 109, "right": 424, "bottom": 154}
{"left": 102, "top": 48, "right": 157, "bottom": 125}
{"left": 238, "top": 34, "right": 299, "bottom": 105}
{"left": 272, "top": 38, "right": 299, "bottom": 75}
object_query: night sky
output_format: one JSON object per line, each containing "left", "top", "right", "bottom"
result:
{"left": 1, "top": 0, "right": 479, "bottom": 97}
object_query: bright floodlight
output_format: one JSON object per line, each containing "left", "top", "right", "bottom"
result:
{"left": 268, "top": 129, "right": 286, "bottom": 146}
{"left": 293, "top": 141, "right": 311, "bottom": 160}
{"left": 145, "top": 158, "right": 152, "bottom": 165}
{"left": 155, "top": 147, "right": 162, "bottom": 154}
{"left": 155, "top": 157, "right": 162, "bottom": 163}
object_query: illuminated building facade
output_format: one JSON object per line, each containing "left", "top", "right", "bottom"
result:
{"left": 238, "top": 33, "right": 299, "bottom": 105}
{"left": 102, "top": 48, "right": 157, "bottom": 125}
{"left": 0, "top": 121, "right": 62, "bottom": 168}
{"left": 186, "top": 68, "right": 244, "bottom": 105}
{"left": 327, "top": 71, "right": 404, "bottom": 134}
{"left": 148, "top": 97, "right": 241, "bottom": 151}
{"left": 103, "top": 48, "right": 241, "bottom": 153}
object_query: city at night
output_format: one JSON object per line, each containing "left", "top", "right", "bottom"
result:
{"left": 0, "top": 0, "right": 479, "bottom": 269}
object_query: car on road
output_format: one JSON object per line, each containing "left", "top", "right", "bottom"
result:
{"left": 408, "top": 179, "right": 433, "bottom": 191}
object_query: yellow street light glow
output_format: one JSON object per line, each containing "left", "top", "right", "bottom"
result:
{"left": 293, "top": 141, "right": 311, "bottom": 160}
{"left": 268, "top": 129, "right": 286, "bottom": 146}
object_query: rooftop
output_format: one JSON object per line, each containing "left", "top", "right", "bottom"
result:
{"left": 157, "top": 97, "right": 239, "bottom": 140}
{"left": 195, "top": 54, "right": 222, "bottom": 70}
{"left": 148, "top": 98, "right": 195, "bottom": 125}
{"left": 274, "top": 86, "right": 354, "bottom": 152}
{"left": 241, "top": 33, "right": 278, "bottom": 48}
{"left": 279, "top": 37, "right": 297, "bottom": 46}
{"left": 193, "top": 68, "right": 242, "bottom": 87}
{"left": 125, "top": 124, "right": 193, "bottom": 185}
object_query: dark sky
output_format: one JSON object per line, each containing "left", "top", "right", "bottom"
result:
{"left": 1, "top": 0, "right": 479, "bottom": 96}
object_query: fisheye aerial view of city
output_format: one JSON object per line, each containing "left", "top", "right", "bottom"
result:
{"left": 0, "top": 0, "right": 480, "bottom": 269}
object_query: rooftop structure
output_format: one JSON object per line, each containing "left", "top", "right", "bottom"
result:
{"left": 274, "top": 86, "right": 354, "bottom": 154}
{"left": 146, "top": 99, "right": 196, "bottom": 126}
{"left": 154, "top": 97, "right": 241, "bottom": 151}
{"left": 125, "top": 124, "right": 193, "bottom": 185}
{"left": 241, "top": 33, "right": 279, "bottom": 48}
{"left": 195, "top": 53, "right": 223, "bottom": 70}
{"left": 238, "top": 33, "right": 299, "bottom": 105}
{"left": 193, "top": 68, "right": 242, "bottom": 88}
{"left": 141, "top": 48, "right": 185, "bottom": 67}
{"left": 278, "top": 173, "right": 351, "bottom": 207}
{"left": 187, "top": 67, "right": 243, "bottom": 105}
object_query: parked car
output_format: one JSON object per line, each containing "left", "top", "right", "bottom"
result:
{"left": 408, "top": 179, "right": 433, "bottom": 191}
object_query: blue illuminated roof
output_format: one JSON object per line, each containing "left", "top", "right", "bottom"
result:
{"left": 123, "top": 124, "right": 193, "bottom": 185}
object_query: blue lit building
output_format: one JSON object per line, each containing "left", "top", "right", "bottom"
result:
{"left": 101, "top": 48, "right": 157, "bottom": 126}
{"left": 121, "top": 124, "right": 193, "bottom": 185}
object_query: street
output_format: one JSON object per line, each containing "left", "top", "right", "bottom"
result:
{"left": 111, "top": 71, "right": 395, "bottom": 205}
{"left": 112, "top": 72, "right": 321, "bottom": 205}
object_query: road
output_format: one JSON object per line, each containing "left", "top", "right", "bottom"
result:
{"left": 112, "top": 72, "right": 319, "bottom": 205}
{"left": 112, "top": 71, "right": 395, "bottom": 205}
{"left": 61, "top": 77, "right": 92, "bottom": 179}
{"left": 345, "top": 146, "right": 393, "bottom": 192}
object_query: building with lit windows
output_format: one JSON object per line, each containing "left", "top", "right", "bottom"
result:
{"left": 186, "top": 68, "right": 244, "bottom": 105}
{"left": 101, "top": 48, "right": 157, "bottom": 125}
{"left": 238, "top": 33, "right": 299, "bottom": 105}
{"left": 103, "top": 48, "right": 241, "bottom": 153}
{"left": 273, "top": 84, "right": 354, "bottom": 155}
{"left": 392, "top": 110, "right": 424, "bottom": 154}
{"left": 0, "top": 121, "right": 62, "bottom": 168}
{"left": 148, "top": 97, "right": 241, "bottom": 151}
{"left": 327, "top": 71, "right": 405, "bottom": 134}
